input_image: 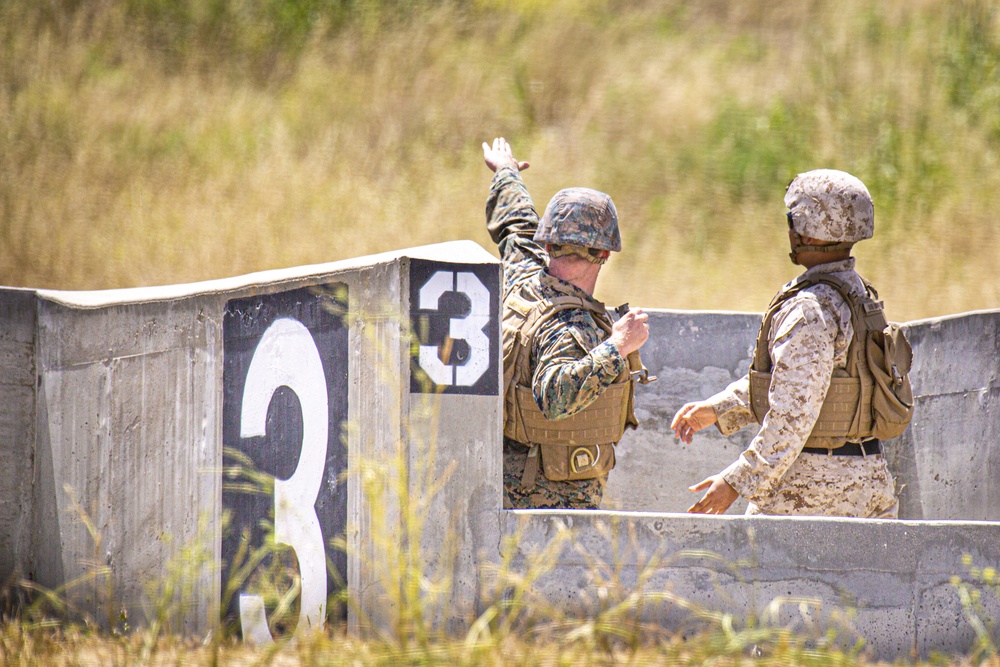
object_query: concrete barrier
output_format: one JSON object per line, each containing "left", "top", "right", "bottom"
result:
{"left": 502, "top": 511, "right": 1000, "bottom": 659}
{"left": 1, "top": 240, "right": 998, "bottom": 659}
{"left": 0, "top": 241, "right": 503, "bottom": 637}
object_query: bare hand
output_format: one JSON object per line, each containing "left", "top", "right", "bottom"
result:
{"left": 482, "top": 137, "right": 530, "bottom": 173}
{"left": 687, "top": 474, "right": 739, "bottom": 514}
{"left": 670, "top": 401, "right": 718, "bottom": 444}
{"left": 609, "top": 308, "right": 649, "bottom": 357}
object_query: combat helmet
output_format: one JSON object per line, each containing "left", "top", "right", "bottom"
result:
{"left": 784, "top": 170, "right": 873, "bottom": 265}
{"left": 534, "top": 188, "right": 621, "bottom": 258}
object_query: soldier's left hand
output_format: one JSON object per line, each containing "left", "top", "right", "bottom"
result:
{"left": 687, "top": 474, "right": 739, "bottom": 514}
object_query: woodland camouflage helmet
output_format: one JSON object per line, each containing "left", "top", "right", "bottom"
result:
{"left": 534, "top": 187, "right": 622, "bottom": 252}
{"left": 784, "top": 169, "right": 874, "bottom": 243}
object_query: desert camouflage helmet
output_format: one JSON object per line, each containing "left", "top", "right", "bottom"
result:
{"left": 784, "top": 169, "right": 874, "bottom": 243}
{"left": 534, "top": 187, "right": 621, "bottom": 251}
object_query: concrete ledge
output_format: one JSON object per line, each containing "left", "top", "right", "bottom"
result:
{"left": 500, "top": 510, "right": 1000, "bottom": 661}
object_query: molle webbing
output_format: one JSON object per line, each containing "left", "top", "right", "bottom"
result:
{"left": 501, "top": 289, "right": 636, "bottom": 447}
{"left": 514, "top": 382, "right": 631, "bottom": 446}
{"left": 749, "top": 274, "right": 887, "bottom": 444}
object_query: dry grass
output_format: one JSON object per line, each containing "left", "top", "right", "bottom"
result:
{"left": 3, "top": 3, "right": 1000, "bottom": 662}
{"left": 3, "top": 0, "right": 1000, "bottom": 320}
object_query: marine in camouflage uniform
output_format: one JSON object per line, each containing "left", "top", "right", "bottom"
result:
{"left": 482, "top": 137, "right": 649, "bottom": 509}
{"left": 672, "top": 170, "right": 899, "bottom": 518}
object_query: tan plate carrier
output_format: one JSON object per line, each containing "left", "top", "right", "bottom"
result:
{"left": 502, "top": 290, "right": 654, "bottom": 488}
{"left": 748, "top": 274, "right": 913, "bottom": 447}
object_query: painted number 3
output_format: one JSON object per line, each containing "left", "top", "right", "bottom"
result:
{"left": 238, "top": 318, "right": 328, "bottom": 643}
{"left": 418, "top": 271, "right": 490, "bottom": 386}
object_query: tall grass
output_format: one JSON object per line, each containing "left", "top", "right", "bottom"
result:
{"left": 3, "top": 0, "right": 1000, "bottom": 320}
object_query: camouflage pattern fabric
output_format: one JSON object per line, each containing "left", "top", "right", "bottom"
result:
{"left": 785, "top": 170, "right": 874, "bottom": 243}
{"left": 486, "top": 166, "right": 627, "bottom": 509}
{"left": 709, "top": 258, "right": 899, "bottom": 517}
{"left": 534, "top": 187, "right": 621, "bottom": 251}
{"left": 502, "top": 442, "right": 606, "bottom": 509}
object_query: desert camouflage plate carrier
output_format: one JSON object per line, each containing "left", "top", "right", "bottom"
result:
{"left": 749, "top": 273, "right": 914, "bottom": 445}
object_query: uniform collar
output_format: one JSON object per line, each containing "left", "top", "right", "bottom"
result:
{"left": 783, "top": 257, "right": 856, "bottom": 292}
{"left": 800, "top": 257, "right": 855, "bottom": 279}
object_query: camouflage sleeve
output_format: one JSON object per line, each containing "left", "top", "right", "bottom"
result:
{"left": 707, "top": 375, "right": 755, "bottom": 436}
{"left": 721, "top": 294, "right": 839, "bottom": 502}
{"left": 531, "top": 310, "right": 627, "bottom": 420}
{"left": 485, "top": 165, "right": 548, "bottom": 296}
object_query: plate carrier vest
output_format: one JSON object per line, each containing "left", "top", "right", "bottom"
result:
{"left": 748, "top": 273, "right": 914, "bottom": 447}
{"left": 502, "top": 281, "right": 653, "bottom": 487}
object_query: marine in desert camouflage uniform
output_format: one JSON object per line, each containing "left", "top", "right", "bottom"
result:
{"left": 671, "top": 169, "right": 899, "bottom": 517}
{"left": 482, "top": 137, "right": 649, "bottom": 509}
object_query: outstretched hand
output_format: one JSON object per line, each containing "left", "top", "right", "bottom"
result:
{"left": 687, "top": 474, "right": 739, "bottom": 514}
{"left": 670, "top": 401, "right": 718, "bottom": 444}
{"left": 482, "top": 137, "right": 530, "bottom": 173}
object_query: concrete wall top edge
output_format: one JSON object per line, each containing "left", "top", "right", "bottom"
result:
{"left": 639, "top": 306, "right": 1000, "bottom": 326}
{"left": 640, "top": 307, "right": 762, "bottom": 317}
{"left": 28, "top": 240, "right": 498, "bottom": 309}
{"left": 505, "top": 508, "right": 1000, "bottom": 527}
{"left": 904, "top": 307, "right": 1000, "bottom": 327}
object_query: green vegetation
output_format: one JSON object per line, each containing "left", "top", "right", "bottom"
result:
{"left": 3, "top": 0, "right": 1000, "bottom": 319}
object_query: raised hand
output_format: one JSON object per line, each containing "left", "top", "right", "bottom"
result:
{"left": 482, "top": 137, "right": 530, "bottom": 173}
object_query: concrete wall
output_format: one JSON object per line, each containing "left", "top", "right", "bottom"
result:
{"left": 1, "top": 240, "right": 998, "bottom": 659}
{"left": 0, "top": 240, "right": 503, "bottom": 635}
{"left": 0, "top": 289, "right": 36, "bottom": 586}
{"left": 501, "top": 511, "right": 1000, "bottom": 660}
{"left": 540, "top": 307, "right": 1000, "bottom": 660}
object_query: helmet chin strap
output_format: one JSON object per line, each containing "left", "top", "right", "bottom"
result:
{"left": 548, "top": 244, "right": 608, "bottom": 265}
{"left": 788, "top": 231, "right": 854, "bottom": 265}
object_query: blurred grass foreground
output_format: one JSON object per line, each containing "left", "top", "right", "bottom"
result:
{"left": 3, "top": 0, "right": 1000, "bottom": 321}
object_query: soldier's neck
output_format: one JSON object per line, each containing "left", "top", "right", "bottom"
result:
{"left": 547, "top": 258, "right": 600, "bottom": 295}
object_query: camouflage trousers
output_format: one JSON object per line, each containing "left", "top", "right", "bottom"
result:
{"left": 503, "top": 438, "right": 606, "bottom": 509}
{"left": 745, "top": 451, "right": 899, "bottom": 518}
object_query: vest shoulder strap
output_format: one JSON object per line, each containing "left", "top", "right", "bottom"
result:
{"left": 752, "top": 273, "right": 885, "bottom": 377}
{"left": 503, "top": 288, "right": 612, "bottom": 396}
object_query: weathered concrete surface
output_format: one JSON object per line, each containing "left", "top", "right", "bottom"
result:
{"left": 500, "top": 510, "right": 1000, "bottom": 661}
{"left": 606, "top": 309, "right": 1000, "bottom": 522}
{"left": 33, "top": 297, "right": 221, "bottom": 631}
{"left": 604, "top": 311, "right": 758, "bottom": 514}
{"left": 0, "top": 289, "right": 36, "bottom": 585}
{"left": 345, "top": 248, "right": 503, "bottom": 635}
{"left": 0, "top": 240, "right": 503, "bottom": 635}
{"left": 896, "top": 312, "right": 1000, "bottom": 520}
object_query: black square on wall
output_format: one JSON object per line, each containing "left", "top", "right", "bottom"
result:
{"left": 409, "top": 259, "right": 500, "bottom": 395}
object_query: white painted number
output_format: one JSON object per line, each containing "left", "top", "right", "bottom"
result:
{"left": 417, "top": 271, "right": 490, "bottom": 386}
{"left": 238, "top": 318, "right": 328, "bottom": 643}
